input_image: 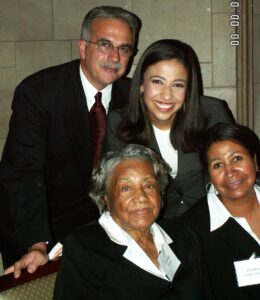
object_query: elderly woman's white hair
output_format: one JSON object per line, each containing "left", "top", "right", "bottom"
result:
{"left": 89, "top": 144, "right": 171, "bottom": 213}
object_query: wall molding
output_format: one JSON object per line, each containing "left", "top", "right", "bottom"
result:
{"left": 236, "top": 0, "right": 254, "bottom": 128}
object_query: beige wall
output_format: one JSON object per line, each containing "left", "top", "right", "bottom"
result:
{"left": 0, "top": 0, "right": 238, "bottom": 156}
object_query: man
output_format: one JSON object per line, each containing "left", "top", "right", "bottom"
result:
{"left": 0, "top": 6, "right": 140, "bottom": 277}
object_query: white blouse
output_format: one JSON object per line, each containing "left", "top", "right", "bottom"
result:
{"left": 152, "top": 125, "right": 178, "bottom": 178}
{"left": 208, "top": 184, "right": 260, "bottom": 246}
{"left": 99, "top": 211, "right": 181, "bottom": 281}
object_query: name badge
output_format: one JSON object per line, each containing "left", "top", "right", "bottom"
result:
{"left": 158, "top": 243, "right": 180, "bottom": 281}
{"left": 234, "top": 254, "right": 260, "bottom": 287}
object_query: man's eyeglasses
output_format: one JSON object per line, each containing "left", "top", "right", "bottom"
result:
{"left": 84, "top": 40, "right": 133, "bottom": 57}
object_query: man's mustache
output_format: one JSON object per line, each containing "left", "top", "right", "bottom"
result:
{"left": 100, "top": 62, "right": 121, "bottom": 70}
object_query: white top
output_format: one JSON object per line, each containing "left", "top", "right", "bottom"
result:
{"left": 79, "top": 66, "right": 112, "bottom": 113}
{"left": 208, "top": 184, "right": 260, "bottom": 246}
{"left": 152, "top": 126, "right": 178, "bottom": 178}
{"left": 99, "top": 211, "right": 181, "bottom": 281}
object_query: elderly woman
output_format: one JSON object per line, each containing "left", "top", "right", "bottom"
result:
{"left": 182, "top": 123, "right": 260, "bottom": 300}
{"left": 53, "top": 144, "right": 209, "bottom": 300}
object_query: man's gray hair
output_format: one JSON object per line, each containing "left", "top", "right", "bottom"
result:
{"left": 89, "top": 144, "right": 170, "bottom": 214}
{"left": 80, "top": 6, "right": 141, "bottom": 47}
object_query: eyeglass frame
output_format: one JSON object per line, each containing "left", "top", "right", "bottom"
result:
{"left": 83, "top": 39, "right": 134, "bottom": 57}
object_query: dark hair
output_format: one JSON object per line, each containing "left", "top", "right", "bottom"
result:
{"left": 89, "top": 144, "right": 170, "bottom": 213}
{"left": 200, "top": 122, "right": 260, "bottom": 169}
{"left": 117, "top": 39, "right": 206, "bottom": 152}
{"left": 80, "top": 6, "right": 141, "bottom": 50}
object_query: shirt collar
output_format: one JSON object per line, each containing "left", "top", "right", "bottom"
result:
{"left": 99, "top": 211, "right": 131, "bottom": 245}
{"left": 208, "top": 184, "right": 260, "bottom": 232}
{"left": 99, "top": 211, "right": 173, "bottom": 247}
{"left": 99, "top": 211, "right": 173, "bottom": 280}
{"left": 79, "top": 65, "right": 112, "bottom": 112}
{"left": 152, "top": 125, "right": 171, "bottom": 134}
{"left": 150, "top": 221, "right": 173, "bottom": 252}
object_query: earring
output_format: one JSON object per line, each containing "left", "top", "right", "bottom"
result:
{"left": 205, "top": 182, "right": 211, "bottom": 192}
{"left": 206, "top": 182, "right": 219, "bottom": 195}
{"left": 182, "top": 102, "right": 186, "bottom": 112}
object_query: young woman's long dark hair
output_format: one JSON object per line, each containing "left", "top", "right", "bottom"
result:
{"left": 118, "top": 39, "right": 206, "bottom": 153}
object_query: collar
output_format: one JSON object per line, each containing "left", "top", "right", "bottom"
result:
{"left": 152, "top": 125, "right": 171, "bottom": 134}
{"left": 208, "top": 184, "right": 260, "bottom": 232}
{"left": 99, "top": 211, "right": 173, "bottom": 247}
{"left": 79, "top": 65, "right": 112, "bottom": 112}
{"left": 99, "top": 211, "right": 174, "bottom": 281}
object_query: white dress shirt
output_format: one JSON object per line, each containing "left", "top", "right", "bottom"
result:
{"left": 152, "top": 125, "right": 178, "bottom": 178}
{"left": 79, "top": 66, "right": 112, "bottom": 113}
{"left": 208, "top": 184, "right": 260, "bottom": 246}
{"left": 99, "top": 211, "right": 180, "bottom": 281}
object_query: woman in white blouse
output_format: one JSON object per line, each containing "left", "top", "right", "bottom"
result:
{"left": 105, "top": 39, "right": 235, "bottom": 219}
{"left": 54, "top": 144, "right": 209, "bottom": 300}
{"left": 182, "top": 122, "right": 260, "bottom": 300}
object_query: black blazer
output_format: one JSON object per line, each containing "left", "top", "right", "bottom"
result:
{"left": 105, "top": 96, "right": 235, "bottom": 218}
{"left": 0, "top": 59, "right": 131, "bottom": 266}
{"left": 53, "top": 219, "right": 210, "bottom": 300}
{"left": 181, "top": 197, "right": 260, "bottom": 300}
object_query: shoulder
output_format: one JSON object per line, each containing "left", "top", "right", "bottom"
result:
{"left": 200, "top": 95, "right": 235, "bottom": 126}
{"left": 19, "top": 59, "right": 80, "bottom": 90}
{"left": 157, "top": 220, "right": 203, "bottom": 261}
{"left": 181, "top": 197, "right": 210, "bottom": 232}
{"left": 158, "top": 219, "right": 198, "bottom": 242}
{"left": 64, "top": 221, "right": 108, "bottom": 249}
{"left": 200, "top": 95, "right": 228, "bottom": 110}
{"left": 12, "top": 60, "right": 81, "bottom": 110}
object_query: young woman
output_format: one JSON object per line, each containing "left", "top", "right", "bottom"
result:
{"left": 105, "top": 39, "right": 235, "bottom": 218}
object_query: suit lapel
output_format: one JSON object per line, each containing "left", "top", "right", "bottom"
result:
{"left": 71, "top": 60, "right": 89, "bottom": 112}
{"left": 109, "top": 84, "right": 121, "bottom": 111}
{"left": 109, "top": 78, "right": 129, "bottom": 111}
{"left": 68, "top": 61, "right": 93, "bottom": 153}
{"left": 177, "top": 150, "right": 202, "bottom": 176}
{"left": 150, "top": 131, "right": 161, "bottom": 154}
{"left": 149, "top": 131, "right": 202, "bottom": 179}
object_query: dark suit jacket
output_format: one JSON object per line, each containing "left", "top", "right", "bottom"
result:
{"left": 0, "top": 59, "right": 131, "bottom": 267}
{"left": 105, "top": 96, "right": 235, "bottom": 218}
{"left": 181, "top": 197, "right": 260, "bottom": 300}
{"left": 53, "top": 219, "right": 210, "bottom": 300}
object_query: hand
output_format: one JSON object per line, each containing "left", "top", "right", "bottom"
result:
{"left": 4, "top": 242, "right": 49, "bottom": 279}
